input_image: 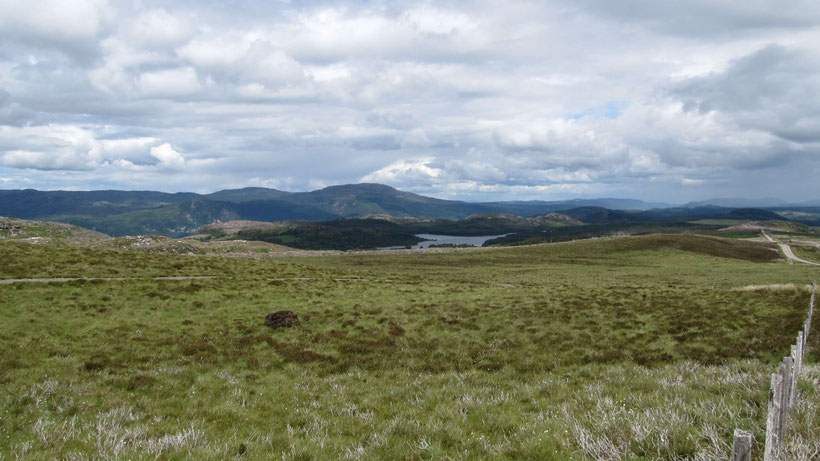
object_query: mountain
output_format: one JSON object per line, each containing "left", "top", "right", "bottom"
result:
{"left": 796, "top": 200, "right": 820, "bottom": 207}
{"left": 0, "top": 189, "right": 197, "bottom": 219}
{"left": 489, "top": 198, "right": 672, "bottom": 211}
{"left": 204, "top": 187, "right": 291, "bottom": 203}
{"left": 62, "top": 199, "right": 239, "bottom": 237}
{"left": 0, "top": 184, "right": 735, "bottom": 236}
{"left": 682, "top": 197, "right": 791, "bottom": 208}
{"left": 560, "top": 206, "right": 647, "bottom": 224}
{"left": 284, "top": 183, "right": 489, "bottom": 218}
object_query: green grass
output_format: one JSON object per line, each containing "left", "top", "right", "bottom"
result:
{"left": 1, "top": 217, "right": 109, "bottom": 244}
{"left": 688, "top": 219, "right": 748, "bottom": 226}
{"left": 1, "top": 234, "right": 818, "bottom": 459}
{"left": 791, "top": 244, "right": 820, "bottom": 263}
{"left": 713, "top": 231, "right": 760, "bottom": 239}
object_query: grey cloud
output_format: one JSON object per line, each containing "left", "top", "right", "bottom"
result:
{"left": 674, "top": 45, "right": 819, "bottom": 114}
{"left": 0, "top": 0, "right": 114, "bottom": 65}
{"left": 350, "top": 135, "right": 403, "bottom": 151}
{"left": 365, "top": 112, "right": 419, "bottom": 130}
{"left": 671, "top": 44, "right": 820, "bottom": 150}
{"left": 565, "top": 0, "right": 820, "bottom": 36}
{"left": 0, "top": 0, "right": 818, "bottom": 203}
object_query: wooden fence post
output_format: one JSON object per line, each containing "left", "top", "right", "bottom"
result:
{"left": 759, "top": 282, "right": 815, "bottom": 460}
{"left": 731, "top": 429, "right": 753, "bottom": 461}
{"left": 809, "top": 282, "right": 815, "bottom": 337}
{"left": 790, "top": 345, "right": 799, "bottom": 404}
{"left": 764, "top": 373, "right": 783, "bottom": 461}
{"left": 798, "top": 332, "right": 804, "bottom": 365}
{"left": 778, "top": 357, "right": 793, "bottom": 442}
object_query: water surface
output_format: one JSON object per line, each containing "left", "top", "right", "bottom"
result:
{"left": 380, "top": 233, "right": 509, "bottom": 250}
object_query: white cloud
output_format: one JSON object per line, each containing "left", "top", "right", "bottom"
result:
{"left": 361, "top": 157, "right": 442, "bottom": 185}
{"left": 177, "top": 34, "right": 247, "bottom": 70}
{"left": 149, "top": 143, "right": 185, "bottom": 169}
{"left": 0, "top": 125, "right": 98, "bottom": 170}
{"left": 137, "top": 67, "right": 203, "bottom": 96}
{"left": 401, "top": 7, "right": 478, "bottom": 37}
{"left": 125, "top": 8, "right": 197, "bottom": 49}
{"left": 0, "top": 1, "right": 819, "bottom": 202}
{"left": 0, "top": 0, "right": 112, "bottom": 43}
{"left": 242, "top": 40, "right": 306, "bottom": 88}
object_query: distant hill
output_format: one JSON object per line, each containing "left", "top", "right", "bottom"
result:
{"left": 718, "top": 220, "right": 813, "bottom": 234}
{"left": 0, "top": 184, "right": 674, "bottom": 236}
{"left": 559, "top": 206, "right": 647, "bottom": 224}
{"left": 726, "top": 208, "right": 784, "bottom": 221}
{"left": 0, "top": 189, "right": 197, "bottom": 219}
{"left": 682, "top": 197, "right": 791, "bottom": 208}
{"left": 463, "top": 213, "right": 582, "bottom": 227}
{"left": 3, "top": 184, "right": 809, "bottom": 238}
{"left": 0, "top": 216, "right": 110, "bottom": 244}
{"left": 204, "top": 187, "right": 291, "bottom": 203}
{"left": 493, "top": 198, "right": 673, "bottom": 211}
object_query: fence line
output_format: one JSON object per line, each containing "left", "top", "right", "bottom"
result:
{"left": 732, "top": 281, "right": 815, "bottom": 460}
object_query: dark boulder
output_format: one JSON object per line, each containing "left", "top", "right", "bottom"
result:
{"left": 265, "top": 311, "right": 299, "bottom": 329}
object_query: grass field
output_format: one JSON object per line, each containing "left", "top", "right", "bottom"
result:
{"left": 1, "top": 234, "right": 819, "bottom": 459}
{"left": 791, "top": 244, "right": 820, "bottom": 263}
{"left": 687, "top": 219, "right": 748, "bottom": 226}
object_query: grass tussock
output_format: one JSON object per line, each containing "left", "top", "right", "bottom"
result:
{"left": 780, "top": 365, "right": 820, "bottom": 461}
{"left": 733, "top": 283, "right": 812, "bottom": 292}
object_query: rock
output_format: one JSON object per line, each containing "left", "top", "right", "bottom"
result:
{"left": 265, "top": 310, "right": 299, "bottom": 329}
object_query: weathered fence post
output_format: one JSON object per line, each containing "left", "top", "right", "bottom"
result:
{"left": 778, "top": 357, "right": 793, "bottom": 442}
{"left": 758, "top": 282, "right": 816, "bottom": 460}
{"left": 790, "top": 344, "right": 799, "bottom": 404}
{"left": 731, "top": 429, "right": 753, "bottom": 461}
{"left": 809, "top": 282, "right": 815, "bottom": 335}
{"left": 797, "top": 331, "right": 804, "bottom": 364}
{"left": 764, "top": 373, "right": 783, "bottom": 461}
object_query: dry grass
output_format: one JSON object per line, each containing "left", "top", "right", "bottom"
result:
{"left": 781, "top": 364, "right": 820, "bottom": 461}
{"left": 733, "top": 283, "right": 813, "bottom": 292}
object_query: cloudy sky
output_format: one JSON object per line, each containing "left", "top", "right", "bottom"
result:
{"left": 0, "top": 0, "right": 818, "bottom": 203}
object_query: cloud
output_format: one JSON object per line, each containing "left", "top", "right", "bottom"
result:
{"left": 0, "top": 0, "right": 113, "bottom": 60}
{"left": 242, "top": 40, "right": 306, "bottom": 88}
{"left": 137, "top": 67, "right": 203, "bottom": 97}
{"left": 361, "top": 157, "right": 442, "bottom": 186}
{"left": 125, "top": 8, "right": 197, "bottom": 49}
{"left": 0, "top": 125, "right": 99, "bottom": 170}
{"left": 0, "top": 1, "right": 818, "bottom": 202}
{"left": 149, "top": 143, "right": 186, "bottom": 169}
{"left": 564, "top": 0, "right": 820, "bottom": 36}
{"left": 673, "top": 44, "right": 820, "bottom": 144}
{"left": 0, "top": 124, "right": 187, "bottom": 172}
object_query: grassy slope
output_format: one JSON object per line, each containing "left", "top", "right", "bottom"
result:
{"left": 0, "top": 235, "right": 818, "bottom": 459}
{"left": 791, "top": 245, "right": 820, "bottom": 263}
{"left": 0, "top": 217, "right": 110, "bottom": 244}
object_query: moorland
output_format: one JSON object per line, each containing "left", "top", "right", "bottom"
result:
{"left": 1, "top": 217, "right": 819, "bottom": 459}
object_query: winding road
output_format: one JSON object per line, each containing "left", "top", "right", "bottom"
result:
{"left": 762, "top": 232, "right": 820, "bottom": 266}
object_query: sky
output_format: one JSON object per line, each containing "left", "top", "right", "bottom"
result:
{"left": 0, "top": 0, "right": 818, "bottom": 203}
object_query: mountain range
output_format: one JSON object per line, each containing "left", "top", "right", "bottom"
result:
{"left": 0, "top": 183, "right": 816, "bottom": 237}
{"left": 0, "top": 184, "right": 669, "bottom": 236}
